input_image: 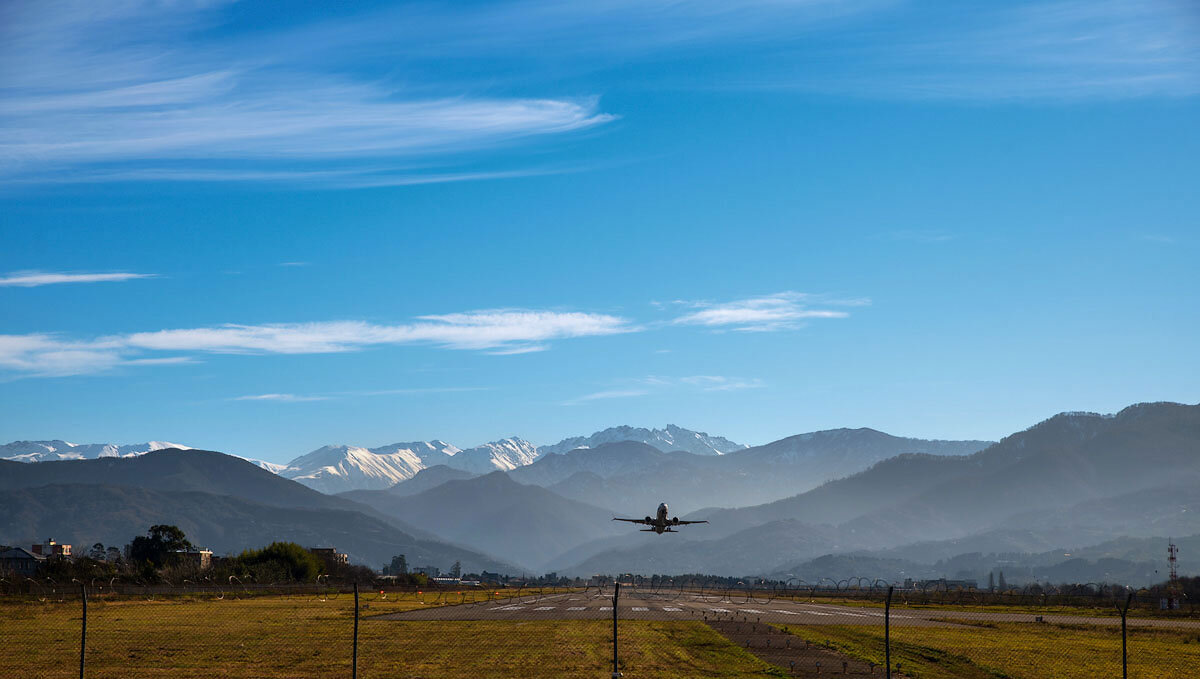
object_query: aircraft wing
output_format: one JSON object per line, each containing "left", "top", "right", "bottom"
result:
{"left": 612, "top": 517, "right": 653, "bottom": 525}
{"left": 673, "top": 520, "right": 708, "bottom": 525}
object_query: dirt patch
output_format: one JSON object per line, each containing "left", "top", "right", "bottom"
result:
{"left": 706, "top": 619, "right": 899, "bottom": 677}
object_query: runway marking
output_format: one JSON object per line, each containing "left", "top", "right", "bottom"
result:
{"left": 600, "top": 607, "right": 612, "bottom": 611}
{"left": 663, "top": 607, "right": 683, "bottom": 612}
{"left": 773, "top": 610, "right": 799, "bottom": 615}
{"left": 742, "top": 609, "right": 765, "bottom": 613}
{"left": 709, "top": 608, "right": 731, "bottom": 613}
{"left": 567, "top": 607, "right": 586, "bottom": 611}
{"left": 632, "top": 607, "right": 649, "bottom": 612}
{"left": 497, "top": 606, "right": 525, "bottom": 611}
{"left": 534, "top": 606, "right": 555, "bottom": 611}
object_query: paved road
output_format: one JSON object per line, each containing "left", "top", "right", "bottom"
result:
{"left": 368, "top": 591, "right": 1200, "bottom": 630}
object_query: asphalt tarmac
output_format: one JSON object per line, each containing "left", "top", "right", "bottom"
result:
{"left": 368, "top": 591, "right": 1200, "bottom": 630}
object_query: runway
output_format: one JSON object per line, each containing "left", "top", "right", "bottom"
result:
{"left": 367, "top": 590, "right": 1199, "bottom": 630}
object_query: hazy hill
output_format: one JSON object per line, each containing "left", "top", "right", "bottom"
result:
{"left": 687, "top": 453, "right": 981, "bottom": 538}
{"left": 840, "top": 403, "right": 1200, "bottom": 546}
{"left": 567, "top": 403, "right": 1200, "bottom": 577}
{"left": 0, "top": 483, "right": 515, "bottom": 572}
{"left": 375, "top": 465, "right": 477, "bottom": 497}
{"left": 559, "top": 520, "right": 846, "bottom": 577}
{"left": 513, "top": 429, "right": 992, "bottom": 513}
{"left": 346, "top": 471, "right": 625, "bottom": 571}
{"left": 0, "top": 449, "right": 376, "bottom": 515}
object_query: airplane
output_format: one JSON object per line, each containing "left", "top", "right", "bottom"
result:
{"left": 613, "top": 503, "right": 708, "bottom": 534}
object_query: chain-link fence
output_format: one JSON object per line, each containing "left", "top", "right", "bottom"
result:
{"left": 2, "top": 579, "right": 1197, "bottom": 678}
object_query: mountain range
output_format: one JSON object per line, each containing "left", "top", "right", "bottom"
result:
{"left": 5, "top": 403, "right": 1196, "bottom": 584}
{"left": 0, "top": 451, "right": 515, "bottom": 572}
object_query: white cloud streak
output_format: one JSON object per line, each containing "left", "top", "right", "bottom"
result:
{"left": 564, "top": 374, "right": 765, "bottom": 405}
{"left": 0, "top": 271, "right": 156, "bottom": 287}
{"left": 233, "top": 393, "right": 329, "bottom": 402}
{"left": 0, "top": 1, "right": 613, "bottom": 186}
{"left": 673, "top": 292, "right": 855, "bottom": 332}
{"left": 0, "top": 310, "right": 634, "bottom": 377}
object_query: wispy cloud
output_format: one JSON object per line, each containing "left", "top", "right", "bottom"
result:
{"left": 0, "top": 309, "right": 634, "bottom": 377}
{"left": 0, "top": 271, "right": 156, "bottom": 287}
{"left": 757, "top": 0, "right": 1200, "bottom": 100}
{"left": 563, "top": 374, "right": 764, "bottom": 405}
{"left": 562, "top": 389, "right": 652, "bottom": 406}
{"left": 233, "top": 393, "right": 329, "bottom": 402}
{"left": 278, "top": 262, "right": 309, "bottom": 267}
{"left": 676, "top": 375, "right": 765, "bottom": 392}
{"left": 0, "top": 2, "right": 613, "bottom": 186}
{"left": 233, "top": 386, "right": 492, "bottom": 402}
{"left": 672, "top": 292, "right": 857, "bottom": 332}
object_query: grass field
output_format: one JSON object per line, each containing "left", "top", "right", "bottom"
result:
{"left": 5, "top": 593, "right": 1199, "bottom": 678}
{"left": 781, "top": 620, "right": 1200, "bottom": 679}
{"left": 0, "top": 595, "right": 785, "bottom": 678}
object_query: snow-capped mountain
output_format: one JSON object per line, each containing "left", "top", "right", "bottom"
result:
{"left": 540, "top": 424, "right": 746, "bottom": 457}
{"left": 280, "top": 441, "right": 460, "bottom": 494}
{"left": 279, "top": 438, "right": 539, "bottom": 493}
{"left": 0, "top": 440, "right": 192, "bottom": 463}
{"left": 443, "top": 438, "right": 540, "bottom": 474}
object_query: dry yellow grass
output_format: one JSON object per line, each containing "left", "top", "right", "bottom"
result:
{"left": 0, "top": 594, "right": 785, "bottom": 678}
{"left": 782, "top": 621, "right": 1200, "bottom": 679}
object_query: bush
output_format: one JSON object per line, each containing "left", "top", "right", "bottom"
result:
{"left": 236, "top": 542, "right": 325, "bottom": 582}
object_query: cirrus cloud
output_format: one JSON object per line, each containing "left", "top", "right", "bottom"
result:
{"left": 0, "top": 271, "right": 157, "bottom": 287}
{"left": 0, "top": 309, "right": 635, "bottom": 377}
{"left": 672, "top": 292, "right": 862, "bottom": 332}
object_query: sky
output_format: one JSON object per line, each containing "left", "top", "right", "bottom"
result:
{"left": 1, "top": 0, "right": 1198, "bottom": 464}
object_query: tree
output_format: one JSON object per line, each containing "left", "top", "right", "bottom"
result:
{"left": 450, "top": 560, "right": 462, "bottom": 579}
{"left": 89, "top": 543, "right": 106, "bottom": 561}
{"left": 998, "top": 571, "right": 1007, "bottom": 591}
{"left": 988, "top": 571, "right": 995, "bottom": 592}
{"left": 128, "top": 525, "right": 194, "bottom": 568}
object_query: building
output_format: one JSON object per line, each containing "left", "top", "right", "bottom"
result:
{"left": 175, "top": 549, "right": 214, "bottom": 570}
{"left": 31, "top": 539, "right": 71, "bottom": 558}
{"left": 308, "top": 547, "right": 349, "bottom": 568}
{"left": 0, "top": 547, "right": 47, "bottom": 576}
{"left": 413, "top": 566, "right": 440, "bottom": 577}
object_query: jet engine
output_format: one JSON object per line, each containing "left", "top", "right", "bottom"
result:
{"left": 645, "top": 516, "right": 653, "bottom": 523}
{"left": 672, "top": 517, "right": 680, "bottom": 524}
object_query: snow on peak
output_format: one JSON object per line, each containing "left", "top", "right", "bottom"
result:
{"left": 444, "top": 437, "right": 540, "bottom": 473}
{"left": 0, "top": 439, "right": 194, "bottom": 463}
{"left": 540, "top": 425, "right": 746, "bottom": 457}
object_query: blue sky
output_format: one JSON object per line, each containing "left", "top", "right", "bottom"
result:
{"left": 2, "top": 0, "right": 1198, "bottom": 463}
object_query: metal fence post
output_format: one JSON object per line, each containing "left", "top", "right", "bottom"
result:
{"left": 353, "top": 582, "right": 360, "bottom": 679}
{"left": 79, "top": 583, "right": 87, "bottom": 679}
{"left": 885, "top": 585, "right": 893, "bottom": 679}
{"left": 1120, "top": 591, "right": 1133, "bottom": 679}
{"left": 612, "top": 582, "right": 621, "bottom": 679}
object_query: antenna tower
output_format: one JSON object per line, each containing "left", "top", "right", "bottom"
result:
{"left": 1166, "top": 538, "right": 1181, "bottom": 610}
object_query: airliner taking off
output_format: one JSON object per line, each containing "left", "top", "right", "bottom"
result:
{"left": 613, "top": 503, "right": 708, "bottom": 534}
